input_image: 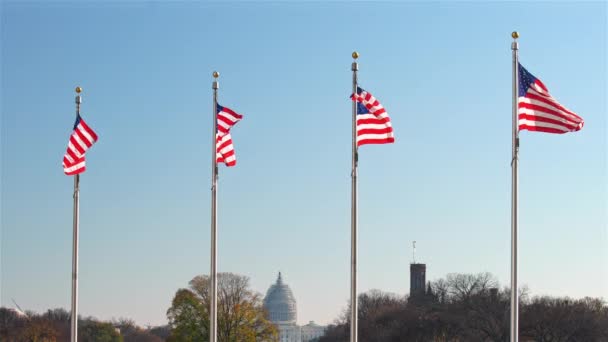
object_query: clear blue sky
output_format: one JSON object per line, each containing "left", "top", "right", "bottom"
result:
{"left": 1, "top": 1, "right": 606, "bottom": 327}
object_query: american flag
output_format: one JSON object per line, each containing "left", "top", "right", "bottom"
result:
{"left": 63, "top": 114, "right": 98, "bottom": 175}
{"left": 216, "top": 104, "right": 243, "bottom": 167}
{"left": 351, "top": 87, "right": 394, "bottom": 146}
{"left": 518, "top": 63, "right": 584, "bottom": 134}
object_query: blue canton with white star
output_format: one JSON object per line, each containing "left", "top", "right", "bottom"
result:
{"left": 518, "top": 63, "right": 538, "bottom": 96}
{"left": 355, "top": 86, "right": 370, "bottom": 115}
{"left": 73, "top": 114, "right": 82, "bottom": 130}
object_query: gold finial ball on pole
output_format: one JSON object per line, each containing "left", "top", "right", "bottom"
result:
{"left": 75, "top": 86, "right": 82, "bottom": 94}
{"left": 352, "top": 51, "right": 359, "bottom": 59}
{"left": 213, "top": 71, "right": 220, "bottom": 78}
{"left": 511, "top": 31, "right": 519, "bottom": 39}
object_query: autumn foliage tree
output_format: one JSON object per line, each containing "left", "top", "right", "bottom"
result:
{"left": 166, "top": 272, "right": 278, "bottom": 342}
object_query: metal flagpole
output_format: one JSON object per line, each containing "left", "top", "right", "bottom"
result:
{"left": 70, "top": 86, "right": 83, "bottom": 342}
{"left": 350, "top": 51, "right": 359, "bottom": 342}
{"left": 210, "top": 71, "right": 219, "bottom": 342}
{"left": 510, "top": 31, "right": 520, "bottom": 342}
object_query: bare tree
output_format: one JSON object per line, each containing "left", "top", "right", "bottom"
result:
{"left": 444, "top": 272, "right": 498, "bottom": 303}
{"left": 521, "top": 296, "right": 608, "bottom": 342}
{"left": 321, "top": 273, "right": 607, "bottom": 342}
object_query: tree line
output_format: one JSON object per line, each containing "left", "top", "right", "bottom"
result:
{"left": 0, "top": 307, "right": 169, "bottom": 342}
{"left": 2, "top": 272, "right": 606, "bottom": 341}
{"left": 0, "top": 273, "right": 276, "bottom": 342}
{"left": 319, "top": 272, "right": 608, "bottom": 342}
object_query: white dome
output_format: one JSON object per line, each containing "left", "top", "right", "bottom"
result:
{"left": 263, "top": 272, "right": 297, "bottom": 324}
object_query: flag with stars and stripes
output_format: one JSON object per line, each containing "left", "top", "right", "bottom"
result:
{"left": 62, "top": 114, "right": 98, "bottom": 175}
{"left": 518, "top": 63, "right": 584, "bottom": 134}
{"left": 351, "top": 87, "right": 394, "bottom": 146}
{"left": 216, "top": 104, "right": 243, "bottom": 167}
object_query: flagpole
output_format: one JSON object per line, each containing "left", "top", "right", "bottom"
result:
{"left": 510, "top": 31, "right": 520, "bottom": 342}
{"left": 70, "top": 86, "right": 83, "bottom": 342}
{"left": 350, "top": 51, "right": 359, "bottom": 342}
{"left": 210, "top": 71, "right": 219, "bottom": 342}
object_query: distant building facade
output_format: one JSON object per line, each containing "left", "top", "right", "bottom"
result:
{"left": 301, "top": 321, "right": 326, "bottom": 341}
{"left": 409, "top": 263, "right": 438, "bottom": 304}
{"left": 410, "top": 263, "right": 426, "bottom": 297}
{"left": 263, "top": 273, "right": 326, "bottom": 342}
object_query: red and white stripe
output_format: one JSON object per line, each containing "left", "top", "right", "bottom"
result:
{"left": 217, "top": 106, "right": 243, "bottom": 136}
{"left": 518, "top": 80, "right": 583, "bottom": 134}
{"left": 352, "top": 90, "right": 395, "bottom": 146}
{"left": 216, "top": 133, "right": 237, "bottom": 167}
{"left": 63, "top": 117, "right": 98, "bottom": 175}
{"left": 216, "top": 106, "right": 243, "bottom": 167}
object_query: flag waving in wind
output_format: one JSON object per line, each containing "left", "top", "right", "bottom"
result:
{"left": 518, "top": 63, "right": 584, "bottom": 134}
{"left": 63, "top": 114, "right": 98, "bottom": 175}
{"left": 351, "top": 87, "right": 394, "bottom": 146}
{"left": 216, "top": 104, "right": 243, "bottom": 167}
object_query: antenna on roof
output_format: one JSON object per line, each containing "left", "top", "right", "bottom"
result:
{"left": 412, "top": 241, "right": 416, "bottom": 263}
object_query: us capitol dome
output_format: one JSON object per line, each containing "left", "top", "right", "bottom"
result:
{"left": 264, "top": 272, "right": 298, "bottom": 324}
{"left": 263, "top": 272, "right": 326, "bottom": 342}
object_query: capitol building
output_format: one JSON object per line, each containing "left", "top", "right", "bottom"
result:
{"left": 263, "top": 272, "right": 326, "bottom": 342}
